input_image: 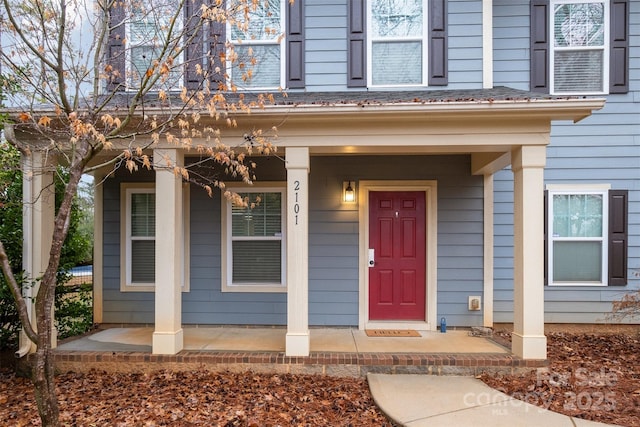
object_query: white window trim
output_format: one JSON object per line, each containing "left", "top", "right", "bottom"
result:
{"left": 227, "top": 0, "right": 286, "bottom": 91}
{"left": 221, "top": 183, "right": 287, "bottom": 293}
{"left": 366, "top": 0, "right": 428, "bottom": 88}
{"left": 546, "top": 184, "right": 610, "bottom": 287}
{"left": 549, "top": 0, "right": 610, "bottom": 95}
{"left": 120, "top": 183, "right": 190, "bottom": 292}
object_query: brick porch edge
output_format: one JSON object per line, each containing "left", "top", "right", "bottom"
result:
{"left": 50, "top": 351, "right": 547, "bottom": 377}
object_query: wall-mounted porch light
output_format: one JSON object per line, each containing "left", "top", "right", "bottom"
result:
{"left": 343, "top": 181, "right": 356, "bottom": 203}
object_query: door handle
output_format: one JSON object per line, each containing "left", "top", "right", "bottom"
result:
{"left": 368, "top": 249, "right": 375, "bottom": 267}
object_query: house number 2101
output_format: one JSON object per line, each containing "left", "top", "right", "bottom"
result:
{"left": 293, "top": 180, "right": 300, "bottom": 225}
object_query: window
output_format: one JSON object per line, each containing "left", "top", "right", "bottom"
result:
{"left": 348, "top": 0, "right": 446, "bottom": 88}
{"left": 121, "top": 183, "right": 190, "bottom": 291}
{"left": 127, "top": 0, "right": 183, "bottom": 90}
{"left": 222, "top": 186, "right": 286, "bottom": 292}
{"left": 530, "top": 0, "right": 629, "bottom": 94}
{"left": 548, "top": 189, "right": 607, "bottom": 284}
{"left": 546, "top": 186, "right": 628, "bottom": 286}
{"left": 228, "top": 0, "right": 285, "bottom": 89}
{"left": 551, "top": 1, "right": 608, "bottom": 94}
{"left": 369, "top": 0, "right": 426, "bottom": 86}
{"left": 108, "top": 0, "right": 304, "bottom": 91}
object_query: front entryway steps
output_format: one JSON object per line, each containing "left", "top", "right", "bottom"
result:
{"left": 51, "top": 350, "right": 546, "bottom": 377}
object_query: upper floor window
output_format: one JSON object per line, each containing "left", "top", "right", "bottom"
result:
{"left": 369, "top": 0, "right": 426, "bottom": 86}
{"left": 127, "top": 0, "right": 183, "bottom": 90}
{"left": 551, "top": 1, "right": 608, "bottom": 94}
{"left": 348, "top": 0, "right": 447, "bottom": 88}
{"left": 228, "top": 0, "right": 285, "bottom": 90}
{"left": 530, "top": 0, "right": 629, "bottom": 95}
{"left": 108, "top": 0, "right": 304, "bottom": 92}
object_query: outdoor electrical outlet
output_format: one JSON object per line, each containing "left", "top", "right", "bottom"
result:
{"left": 468, "top": 296, "right": 481, "bottom": 311}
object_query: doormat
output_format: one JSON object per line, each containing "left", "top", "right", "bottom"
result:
{"left": 365, "top": 329, "right": 421, "bottom": 337}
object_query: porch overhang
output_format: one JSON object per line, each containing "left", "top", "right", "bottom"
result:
{"left": 225, "top": 95, "right": 604, "bottom": 162}
{"left": 84, "top": 88, "right": 604, "bottom": 173}
{"left": 12, "top": 87, "right": 606, "bottom": 361}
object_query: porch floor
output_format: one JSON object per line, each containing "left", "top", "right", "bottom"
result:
{"left": 57, "top": 326, "right": 507, "bottom": 353}
{"left": 52, "top": 327, "right": 543, "bottom": 377}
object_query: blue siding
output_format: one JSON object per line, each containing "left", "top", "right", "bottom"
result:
{"left": 102, "top": 169, "right": 154, "bottom": 324}
{"left": 103, "top": 155, "right": 484, "bottom": 327}
{"left": 493, "top": 0, "right": 640, "bottom": 324}
{"left": 100, "top": 0, "right": 640, "bottom": 328}
{"left": 310, "top": 156, "right": 484, "bottom": 327}
{"left": 302, "top": 0, "right": 484, "bottom": 91}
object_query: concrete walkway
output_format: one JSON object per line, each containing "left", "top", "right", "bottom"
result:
{"left": 368, "top": 374, "right": 621, "bottom": 427}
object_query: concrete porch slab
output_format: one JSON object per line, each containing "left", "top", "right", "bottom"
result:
{"left": 57, "top": 327, "right": 509, "bottom": 355}
{"left": 51, "top": 326, "right": 538, "bottom": 378}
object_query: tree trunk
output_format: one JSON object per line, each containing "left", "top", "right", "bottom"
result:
{"left": 32, "top": 345, "right": 60, "bottom": 426}
{"left": 29, "top": 156, "right": 86, "bottom": 427}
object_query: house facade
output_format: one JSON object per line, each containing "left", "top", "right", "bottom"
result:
{"left": 19, "top": 0, "right": 639, "bottom": 360}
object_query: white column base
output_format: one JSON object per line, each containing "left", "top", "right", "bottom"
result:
{"left": 512, "top": 332, "right": 547, "bottom": 360}
{"left": 285, "top": 331, "right": 310, "bottom": 356}
{"left": 152, "top": 329, "right": 184, "bottom": 355}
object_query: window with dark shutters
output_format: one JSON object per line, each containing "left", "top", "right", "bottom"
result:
{"left": 348, "top": 0, "right": 447, "bottom": 88}
{"left": 530, "top": 0, "right": 629, "bottom": 95}
{"left": 107, "top": 0, "right": 303, "bottom": 92}
{"left": 544, "top": 189, "right": 628, "bottom": 286}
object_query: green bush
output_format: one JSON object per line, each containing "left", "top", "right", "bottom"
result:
{"left": 55, "top": 279, "right": 93, "bottom": 340}
{"left": 0, "top": 142, "right": 94, "bottom": 350}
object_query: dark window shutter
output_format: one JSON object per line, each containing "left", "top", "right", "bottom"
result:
{"left": 347, "top": 0, "right": 366, "bottom": 87}
{"left": 208, "top": 0, "right": 226, "bottom": 88}
{"left": 530, "top": 0, "right": 549, "bottom": 93}
{"left": 608, "top": 190, "right": 628, "bottom": 286}
{"left": 185, "top": 0, "right": 205, "bottom": 90}
{"left": 544, "top": 190, "right": 548, "bottom": 285}
{"left": 287, "top": 0, "right": 305, "bottom": 88}
{"left": 107, "top": 3, "right": 126, "bottom": 91}
{"left": 610, "top": 0, "right": 629, "bottom": 94}
{"left": 428, "top": 0, "right": 447, "bottom": 86}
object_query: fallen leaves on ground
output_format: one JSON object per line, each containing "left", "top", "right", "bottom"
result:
{"left": 480, "top": 331, "right": 640, "bottom": 427}
{"left": 0, "top": 369, "right": 393, "bottom": 426}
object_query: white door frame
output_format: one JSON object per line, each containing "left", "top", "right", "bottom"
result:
{"left": 358, "top": 180, "right": 438, "bottom": 331}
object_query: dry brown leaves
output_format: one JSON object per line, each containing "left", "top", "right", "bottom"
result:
{"left": 480, "top": 332, "right": 640, "bottom": 427}
{"left": 0, "top": 369, "right": 393, "bottom": 426}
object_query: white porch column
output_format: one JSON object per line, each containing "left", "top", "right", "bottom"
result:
{"left": 152, "top": 148, "right": 184, "bottom": 354}
{"left": 285, "top": 147, "right": 310, "bottom": 356}
{"left": 21, "top": 152, "right": 56, "bottom": 353}
{"left": 511, "top": 145, "right": 547, "bottom": 360}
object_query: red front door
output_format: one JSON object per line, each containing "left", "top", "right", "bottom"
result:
{"left": 369, "top": 191, "right": 426, "bottom": 320}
